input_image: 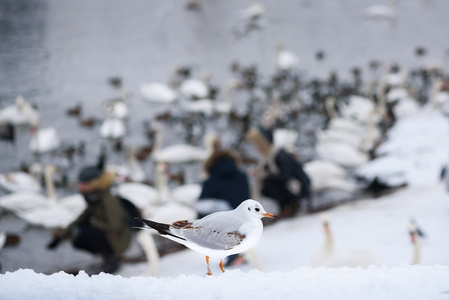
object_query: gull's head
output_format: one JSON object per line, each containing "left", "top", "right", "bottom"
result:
{"left": 239, "top": 199, "right": 277, "bottom": 219}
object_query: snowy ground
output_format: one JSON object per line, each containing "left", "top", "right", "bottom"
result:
{"left": 1, "top": 266, "right": 449, "bottom": 300}
{"left": 2, "top": 110, "right": 449, "bottom": 299}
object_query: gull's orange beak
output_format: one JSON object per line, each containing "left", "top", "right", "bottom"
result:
{"left": 263, "top": 213, "right": 277, "bottom": 219}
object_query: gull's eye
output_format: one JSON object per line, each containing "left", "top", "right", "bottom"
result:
{"left": 255, "top": 207, "right": 260, "bottom": 212}
{"left": 248, "top": 207, "right": 251, "bottom": 211}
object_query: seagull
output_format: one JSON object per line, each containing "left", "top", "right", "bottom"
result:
{"left": 134, "top": 199, "right": 276, "bottom": 275}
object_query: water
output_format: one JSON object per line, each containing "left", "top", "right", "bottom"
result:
{"left": 0, "top": 0, "right": 449, "bottom": 273}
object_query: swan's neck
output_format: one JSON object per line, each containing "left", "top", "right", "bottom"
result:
{"left": 276, "top": 43, "right": 284, "bottom": 69}
{"left": 155, "top": 162, "right": 169, "bottom": 202}
{"left": 153, "top": 123, "right": 163, "bottom": 153}
{"left": 224, "top": 79, "right": 236, "bottom": 106}
{"left": 411, "top": 238, "right": 421, "bottom": 265}
{"left": 44, "top": 166, "right": 57, "bottom": 202}
{"left": 324, "top": 96, "right": 337, "bottom": 119}
{"left": 324, "top": 228, "right": 334, "bottom": 257}
{"left": 429, "top": 78, "right": 443, "bottom": 106}
{"left": 375, "top": 77, "right": 387, "bottom": 118}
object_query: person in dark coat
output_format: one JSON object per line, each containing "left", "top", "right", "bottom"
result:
{"left": 196, "top": 149, "right": 251, "bottom": 217}
{"left": 47, "top": 161, "right": 132, "bottom": 274}
{"left": 195, "top": 149, "right": 251, "bottom": 267}
{"left": 247, "top": 126, "right": 312, "bottom": 218}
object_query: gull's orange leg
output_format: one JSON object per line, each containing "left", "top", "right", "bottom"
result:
{"left": 219, "top": 260, "right": 225, "bottom": 273}
{"left": 206, "top": 256, "right": 212, "bottom": 276}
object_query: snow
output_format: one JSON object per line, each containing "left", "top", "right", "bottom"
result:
{"left": 1, "top": 266, "right": 449, "bottom": 300}
{"left": 3, "top": 108, "right": 449, "bottom": 299}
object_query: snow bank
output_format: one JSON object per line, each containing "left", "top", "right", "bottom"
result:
{"left": 1, "top": 266, "right": 449, "bottom": 300}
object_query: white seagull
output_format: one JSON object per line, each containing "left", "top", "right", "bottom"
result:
{"left": 135, "top": 199, "right": 276, "bottom": 275}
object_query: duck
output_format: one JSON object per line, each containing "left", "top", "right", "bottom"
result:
{"left": 0, "top": 122, "right": 15, "bottom": 142}
{"left": 312, "top": 214, "right": 385, "bottom": 268}
{"left": 29, "top": 120, "right": 61, "bottom": 154}
{"left": 79, "top": 116, "right": 99, "bottom": 128}
{"left": 65, "top": 102, "right": 83, "bottom": 116}
{"left": 0, "top": 95, "right": 39, "bottom": 126}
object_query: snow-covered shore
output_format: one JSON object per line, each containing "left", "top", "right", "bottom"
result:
{"left": 1, "top": 266, "right": 449, "bottom": 300}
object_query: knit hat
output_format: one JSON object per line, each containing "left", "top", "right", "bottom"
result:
{"left": 78, "top": 149, "right": 106, "bottom": 183}
{"left": 258, "top": 126, "right": 273, "bottom": 144}
{"left": 78, "top": 166, "right": 103, "bottom": 183}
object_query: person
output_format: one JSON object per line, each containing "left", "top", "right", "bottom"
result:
{"left": 247, "top": 126, "right": 312, "bottom": 218}
{"left": 195, "top": 149, "right": 251, "bottom": 266}
{"left": 46, "top": 160, "right": 132, "bottom": 274}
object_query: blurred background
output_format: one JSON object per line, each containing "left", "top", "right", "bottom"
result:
{"left": 0, "top": 0, "right": 449, "bottom": 274}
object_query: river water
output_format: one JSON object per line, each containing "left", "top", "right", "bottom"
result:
{"left": 0, "top": 0, "right": 449, "bottom": 273}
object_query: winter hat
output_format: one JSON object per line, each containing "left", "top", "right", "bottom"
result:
{"left": 78, "top": 166, "right": 103, "bottom": 183}
{"left": 78, "top": 151, "right": 106, "bottom": 183}
{"left": 258, "top": 126, "right": 273, "bottom": 144}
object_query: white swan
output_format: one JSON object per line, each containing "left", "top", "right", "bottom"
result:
{"left": 239, "top": 3, "right": 265, "bottom": 21}
{"left": 29, "top": 121, "right": 61, "bottom": 154}
{"left": 364, "top": 0, "right": 396, "bottom": 19}
{"left": 104, "top": 90, "right": 131, "bottom": 119}
{"left": 170, "top": 183, "right": 201, "bottom": 207}
{"left": 304, "top": 160, "right": 356, "bottom": 193}
{"left": 327, "top": 118, "right": 362, "bottom": 135}
{"left": 134, "top": 161, "right": 198, "bottom": 277}
{"left": 273, "top": 128, "right": 298, "bottom": 153}
{"left": 182, "top": 79, "right": 239, "bottom": 115}
{"left": 179, "top": 78, "right": 209, "bottom": 100}
{"left": 339, "top": 95, "right": 377, "bottom": 124}
{"left": 99, "top": 117, "right": 126, "bottom": 139}
{"left": 0, "top": 165, "right": 85, "bottom": 228}
{"left": 409, "top": 221, "right": 421, "bottom": 265}
{"left": 276, "top": 42, "right": 299, "bottom": 71}
{"left": 0, "top": 171, "right": 42, "bottom": 193}
{"left": 316, "top": 141, "right": 369, "bottom": 168}
{"left": 0, "top": 191, "right": 49, "bottom": 212}
{"left": 316, "top": 127, "right": 363, "bottom": 149}
{"left": 152, "top": 128, "right": 217, "bottom": 164}
{"left": 115, "top": 182, "right": 159, "bottom": 210}
{"left": 125, "top": 147, "right": 146, "bottom": 182}
{"left": 140, "top": 82, "right": 177, "bottom": 103}
{"left": 0, "top": 95, "right": 39, "bottom": 126}
{"left": 312, "top": 214, "right": 385, "bottom": 268}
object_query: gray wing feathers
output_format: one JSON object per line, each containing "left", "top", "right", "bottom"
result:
{"left": 171, "top": 214, "right": 245, "bottom": 250}
{"left": 176, "top": 226, "right": 244, "bottom": 250}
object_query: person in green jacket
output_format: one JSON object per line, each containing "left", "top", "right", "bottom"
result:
{"left": 47, "top": 162, "right": 132, "bottom": 274}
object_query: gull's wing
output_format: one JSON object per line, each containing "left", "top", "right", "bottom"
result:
{"left": 170, "top": 212, "right": 245, "bottom": 250}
